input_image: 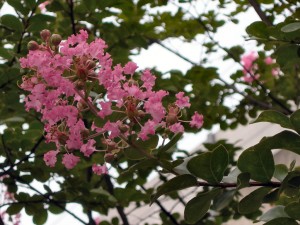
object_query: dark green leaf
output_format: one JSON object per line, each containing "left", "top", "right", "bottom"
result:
{"left": 33, "top": 208, "right": 48, "bottom": 225}
{"left": 263, "top": 217, "right": 298, "bottom": 225}
{"left": 151, "top": 174, "right": 198, "bottom": 203}
{"left": 237, "top": 172, "right": 250, "bottom": 189}
{"left": 246, "top": 21, "right": 269, "bottom": 38}
{"left": 6, "top": 204, "right": 23, "bottom": 215}
{"left": 184, "top": 188, "right": 221, "bottom": 224}
{"left": 252, "top": 110, "right": 293, "bottom": 130}
{"left": 274, "top": 164, "right": 288, "bottom": 182}
{"left": 259, "top": 206, "right": 289, "bottom": 222}
{"left": 1, "top": 14, "right": 23, "bottom": 32}
{"left": 238, "top": 187, "right": 273, "bottom": 214}
{"left": 159, "top": 133, "right": 182, "bottom": 153}
{"left": 238, "top": 147, "right": 274, "bottom": 182}
{"left": 284, "top": 202, "right": 300, "bottom": 220}
{"left": 290, "top": 109, "right": 300, "bottom": 134}
{"left": 187, "top": 145, "right": 229, "bottom": 184}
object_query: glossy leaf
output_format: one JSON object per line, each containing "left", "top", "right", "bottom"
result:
{"left": 263, "top": 218, "right": 298, "bottom": 225}
{"left": 238, "top": 147, "right": 274, "bottom": 182}
{"left": 184, "top": 188, "right": 221, "bottom": 224}
{"left": 274, "top": 164, "right": 288, "bottom": 182}
{"left": 187, "top": 145, "right": 229, "bottom": 184}
{"left": 259, "top": 206, "right": 289, "bottom": 222}
{"left": 252, "top": 110, "right": 293, "bottom": 130}
{"left": 284, "top": 202, "right": 300, "bottom": 220}
{"left": 281, "top": 22, "right": 300, "bottom": 32}
{"left": 290, "top": 109, "right": 300, "bottom": 134}
{"left": 0, "top": 14, "right": 23, "bottom": 32}
{"left": 238, "top": 187, "right": 273, "bottom": 214}
{"left": 151, "top": 174, "right": 198, "bottom": 203}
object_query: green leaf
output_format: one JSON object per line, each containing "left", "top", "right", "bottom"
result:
{"left": 274, "top": 164, "right": 288, "bottom": 182}
{"left": 91, "top": 188, "right": 117, "bottom": 203}
{"left": 281, "top": 22, "right": 300, "bottom": 33}
{"left": 290, "top": 109, "right": 300, "bottom": 134}
{"left": 263, "top": 217, "right": 298, "bottom": 225}
{"left": 237, "top": 172, "right": 250, "bottom": 189}
{"left": 1, "top": 14, "right": 23, "bottom": 32}
{"left": 159, "top": 133, "right": 182, "bottom": 153}
{"left": 238, "top": 187, "right": 273, "bottom": 214}
{"left": 48, "top": 204, "right": 64, "bottom": 215}
{"left": 187, "top": 145, "right": 229, "bottom": 184}
{"left": 6, "top": 204, "right": 23, "bottom": 215}
{"left": 246, "top": 21, "right": 269, "bottom": 38}
{"left": 124, "top": 135, "right": 159, "bottom": 160}
{"left": 238, "top": 147, "right": 274, "bottom": 182}
{"left": 33, "top": 208, "right": 48, "bottom": 225}
{"left": 284, "top": 202, "right": 300, "bottom": 220}
{"left": 151, "top": 174, "right": 198, "bottom": 203}
{"left": 7, "top": 0, "right": 29, "bottom": 15}
{"left": 280, "top": 171, "right": 300, "bottom": 197}
{"left": 259, "top": 206, "right": 289, "bottom": 222}
{"left": 252, "top": 110, "right": 293, "bottom": 130}
{"left": 184, "top": 188, "right": 221, "bottom": 224}
{"left": 122, "top": 158, "right": 158, "bottom": 175}
{"left": 212, "top": 189, "right": 235, "bottom": 211}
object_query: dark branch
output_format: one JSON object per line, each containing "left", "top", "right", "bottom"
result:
{"left": 67, "top": 0, "right": 76, "bottom": 35}
{"left": 140, "top": 185, "right": 180, "bottom": 225}
{"left": 248, "top": 0, "right": 272, "bottom": 26}
{"left": 104, "top": 175, "right": 130, "bottom": 225}
{"left": 197, "top": 181, "right": 281, "bottom": 188}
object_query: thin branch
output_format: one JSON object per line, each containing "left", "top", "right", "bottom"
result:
{"left": 104, "top": 175, "right": 130, "bottom": 225}
{"left": 6, "top": 171, "right": 88, "bottom": 225}
{"left": 248, "top": 0, "right": 272, "bottom": 26}
{"left": 67, "top": 0, "right": 76, "bottom": 35}
{"left": 140, "top": 185, "right": 180, "bottom": 225}
{"left": 197, "top": 181, "right": 281, "bottom": 188}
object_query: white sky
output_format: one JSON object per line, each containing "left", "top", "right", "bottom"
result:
{"left": 0, "top": 1, "right": 260, "bottom": 224}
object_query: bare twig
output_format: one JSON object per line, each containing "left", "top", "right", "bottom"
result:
{"left": 248, "top": 0, "right": 272, "bottom": 26}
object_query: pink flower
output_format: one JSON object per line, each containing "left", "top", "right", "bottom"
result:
{"left": 141, "top": 69, "right": 156, "bottom": 90}
{"left": 98, "top": 101, "right": 112, "bottom": 118}
{"left": 43, "top": 150, "right": 59, "bottom": 167}
{"left": 175, "top": 92, "right": 191, "bottom": 108}
{"left": 241, "top": 51, "right": 258, "bottom": 72}
{"left": 123, "top": 62, "right": 138, "bottom": 75}
{"left": 92, "top": 164, "right": 108, "bottom": 175}
{"left": 169, "top": 123, "right": 184, "bottom": 133}
{"left": 80, "top": 139, "right": 96, "bottom": 157}
{"left": 38, "top": 1, "right": 50, "bottom": 12}
{"left": 62, "top": 153, "right": 80, "bottom": 169}
{"left": 190, "top": 112, "right": 204, "bottom": 129}
{"left": 103, "top": 121, "right": 122, "bottom": 139}
{"left": 264, "top": 56, "right": 273, "bottom": 65}
{"left": 138, "top": 120, "right": 156, "bottom": 140}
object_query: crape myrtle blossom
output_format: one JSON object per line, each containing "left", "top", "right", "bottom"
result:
{"left": 241, "top": 51, "right": 280, "bottom": 83}
{"left": 20, "top": 29, "right": 204, "bottom": 174}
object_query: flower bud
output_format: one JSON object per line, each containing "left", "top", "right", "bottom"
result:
{"left": 128, "top": 78, "right": 138, "bottom": 87}
{"left": 50, "top": 34, "right": 62, "bottom": 46}
{"left": 27, "top": 41, "right": 39, "bottom": 51}
{"left": 80, "top": 129, "right": 89, "bottom": 139}
{"left": 57, "top": 132, "right": 68, "bottom": 145}
{"left": 86, "top": 60, "right": 96, "bottom": 70}
{"left": 75, "top": 80, "right": 85, "bottom": 90}
{"left": 77, "top": 68, "right": 87, "bottom": 80}
{"left": 104, "top": 153, "right": 115, "bottom": 163}
{"left": 40, "top": 29, "right": 51, "bottom": 41}
{"left": 119, "top": 124, "right": 129, "bottom": 133}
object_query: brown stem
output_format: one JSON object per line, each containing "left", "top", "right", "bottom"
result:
{"left": 140, "top": 185, "right": 180, "bottom": 225}
{"left": 248, "top": 0, "right": 272, "bottom": 26}
{"left": 104, "top": 175, "right": 130, "bottom": 225}
{"left": 197, "top": 181, "right": 281, "bottom": 188}
{"left": 67, "top": 0, "right": 76, "bottom": 35}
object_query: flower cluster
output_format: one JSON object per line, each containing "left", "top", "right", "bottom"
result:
{"left": 20, "top": 30, "right": 204, "bottom": 174}
{"left": 0, "top": 176, "right": 21, "bottom": 225}
{"left": 241, "top": 51, "right": 279, "bottom": 83}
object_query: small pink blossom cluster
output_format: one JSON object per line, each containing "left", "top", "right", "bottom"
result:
{"left": 241, "top": 51, "right": 279, "bottom": 83}
{"left": 20, "top": 30, "right": 203, "bottom": 174}
{"left": 0, "top": 176, "right": 21, "bottom": 225}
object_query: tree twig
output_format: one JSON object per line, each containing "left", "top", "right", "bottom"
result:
{"left": 248, "top": 0, "right": 272, "bottom": 26}
{"left": 67, "top": 0, "right": 76, "bottom": 35}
